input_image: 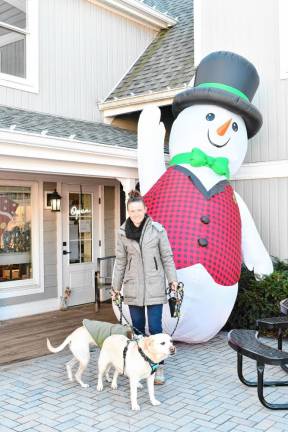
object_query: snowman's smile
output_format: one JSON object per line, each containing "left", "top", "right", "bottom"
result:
{"left": 207, "top": 129, "right": 230, "bottom": 148}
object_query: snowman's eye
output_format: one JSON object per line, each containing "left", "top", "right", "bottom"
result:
{"left": 206, "top": 113, "right": 215, "bottom": 121}
{"left": 232, "top": 122, "right": 238, "bottom": 132}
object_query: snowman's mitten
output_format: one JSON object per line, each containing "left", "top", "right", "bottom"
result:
{"left": 137, "top": 106, "right": 166, "bottom": 194}
{"left": 253, "top": 259, "right": 274, "bottom": 280}
{"left": 138, "top": 106, "right": 165, "bottom": 149}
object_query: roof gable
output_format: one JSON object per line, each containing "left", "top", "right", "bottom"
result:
{"left": 104, "top": 0, "right": 194, "bottom": 103}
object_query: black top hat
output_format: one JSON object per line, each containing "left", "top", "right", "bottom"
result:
{"left": 172, "top": 51, "right": 262, "bottom": 138}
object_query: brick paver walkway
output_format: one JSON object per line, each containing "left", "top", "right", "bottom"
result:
{"left": 1, "top": 333, "right": 288, "bottom": 432}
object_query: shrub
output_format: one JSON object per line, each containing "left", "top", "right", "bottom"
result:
{"left": 225, "top": 258, "right": 288, "bottom": 330}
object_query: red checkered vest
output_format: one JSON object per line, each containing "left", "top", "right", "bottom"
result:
{"left": 144, "top": 165, "right": 242, "bottom": 286}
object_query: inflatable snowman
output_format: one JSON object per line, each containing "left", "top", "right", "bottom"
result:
{"left": 137, "top": 51, "right": 273, "bottom": 343}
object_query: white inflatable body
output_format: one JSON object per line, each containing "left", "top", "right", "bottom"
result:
{"left": 135, "top": 104, "right": 273, "bottom": 343}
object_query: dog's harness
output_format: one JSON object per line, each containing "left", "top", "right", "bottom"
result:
{"left": 122, "top": 339, "right": 159, "bottom": 375}
{"left": 137, "top": 345, "right": 159, "bottom": 374}
{"left": 122, "top": 339, "right": 131, "bottom": 374}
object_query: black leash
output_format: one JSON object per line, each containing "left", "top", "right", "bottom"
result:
{"left": 111, "top": 282, "right": 184, "bottom": 338}
{"left": 112, "top": 285, "right": 184, "bottom": 375}
{"left": 111, "top": 288, "right": 144, "bottom": 337}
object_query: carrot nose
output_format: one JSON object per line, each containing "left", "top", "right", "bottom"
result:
{"left": 217, "top": 119, "right": 232, "bottom": 136}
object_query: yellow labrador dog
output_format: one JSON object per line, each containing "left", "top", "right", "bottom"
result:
{"left": 47, "top": 319, "right": 131, "bottom": 388}
{"left": 97, "top": 333, "right": 176, "bottom": 410}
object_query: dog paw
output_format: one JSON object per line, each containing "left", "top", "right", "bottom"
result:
{"left": 131, "top": 403, "right": 140, "bottom": 411}
{"left": 81, "top": 383, "right": 89, "bottom": 388}
{"left": 137, "top": 382, "right": 143, "bottom": 389}
{"left": 111, "top": 382, "right": 118, "bottom": 390}
{"left": 151, "top": 399, "right": 161, "bottom": 406}
{"left": 105, "top": 375, "right": 112, "bottom": 383}
{"left": 97, "top": 383, "right": 103, "bottom": 392}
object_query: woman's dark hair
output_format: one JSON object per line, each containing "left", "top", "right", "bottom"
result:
{"left": 127, "top": 189, "right": 145, "bottom": 209}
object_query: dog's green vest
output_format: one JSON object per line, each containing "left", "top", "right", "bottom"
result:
{"left": 83, "top": 319, "right": 129, "bottom": 348}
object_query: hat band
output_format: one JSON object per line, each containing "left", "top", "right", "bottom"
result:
{"left": 196, "top": 82, "right": 249, "bottom": 102}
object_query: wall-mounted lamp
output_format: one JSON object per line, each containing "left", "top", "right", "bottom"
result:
{"left": 50, "top": 189, "right": 62, "bottom": 212}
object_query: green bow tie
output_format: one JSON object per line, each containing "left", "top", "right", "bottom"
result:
{"left": 169, "top": 147, "right": 230, "bottom": 178}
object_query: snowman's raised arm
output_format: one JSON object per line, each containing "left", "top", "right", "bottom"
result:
{"left": 137, "top": 106, "right": 166, "bottom": 195}
{"left": 234, "top": 191, "right": 273, "bottom": 278}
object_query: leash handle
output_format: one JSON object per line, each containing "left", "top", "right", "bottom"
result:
{"left": 167, "top": 281, "right": 184, "bottom": 319}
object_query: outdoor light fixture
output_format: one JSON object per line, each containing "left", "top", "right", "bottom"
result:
{"left": 50, "top": 189, "right": 62, "bottom": 212}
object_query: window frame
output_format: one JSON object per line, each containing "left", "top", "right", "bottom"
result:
{"left": 0, "top": 0, "right": 39, "bottom": 92}
{"left": 0, "top": 179, "right": 44, "bottom": 298}
{"left": 279, "top": 0, "right": 288, "bottom": 79}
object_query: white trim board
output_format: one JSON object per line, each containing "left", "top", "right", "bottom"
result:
{"left": 0, "top": 129, "right": 138, "bottom": 178}
{"left": 233, "top": 160, "right": 288, "bottom": 180}
{"left": 100, "top": 86, "right": 187, "bottom": 117}
{"left": 88, "top": 0, "right": 176, "bottom": 30}
{"left": 0, "top": 297, "right": 59, "bottom": 320}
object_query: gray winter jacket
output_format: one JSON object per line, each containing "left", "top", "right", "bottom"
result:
{"left": 112, "top": 217, "right": 177, "bottom": 306}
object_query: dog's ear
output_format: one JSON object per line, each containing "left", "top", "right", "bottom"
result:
{"left": 143, "top": 336, "right": 153, "bottom": 353}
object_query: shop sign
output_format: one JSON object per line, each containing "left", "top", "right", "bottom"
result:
{"left": 70, "top": 206, "right": 91, "bottom": 220}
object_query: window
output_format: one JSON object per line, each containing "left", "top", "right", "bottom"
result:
{"left": 0, "top": 0, "right": 38, "bottom": 92}
{"left": 279, "top": 0, "right": 288, "bottom": 79}
{"left": 0, "top": 180, "right": 42, "bottom": 297}
{"left": 69, "top": 193, "right": 93, "bottom": 264}
{"left": 0, "top": 186, "right": 32, "bottom": 283}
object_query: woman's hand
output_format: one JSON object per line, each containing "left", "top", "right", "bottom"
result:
{"left": 111, "top": 289, "right": 120, "bottom": 301}
{"left": 170, "top": 281, "right": 178, "bottom": 291}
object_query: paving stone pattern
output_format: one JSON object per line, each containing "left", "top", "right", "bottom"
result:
{"left": 1, "top": 333, "right": 288, "bottom": 432}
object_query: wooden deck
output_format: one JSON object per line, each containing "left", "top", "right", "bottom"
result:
{"left": 0, "top": 302, "right": 117, "bottom": 366}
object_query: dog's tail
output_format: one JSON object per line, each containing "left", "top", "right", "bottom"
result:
{"left": 47, "top": 335, "right": 71, "bottom": 353}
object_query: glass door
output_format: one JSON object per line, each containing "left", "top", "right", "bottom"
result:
{"left": 69, "top": 192, "right": 92, "bottom": 264}
{"left": 62, "top": 185, "right": 100, "bottom": 306}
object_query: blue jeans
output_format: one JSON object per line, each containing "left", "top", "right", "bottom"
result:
{"left": 129, "top": 304, "right": 163, "bottom": 336}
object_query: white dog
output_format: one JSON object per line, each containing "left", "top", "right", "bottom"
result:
{"left": 97, "top": 333, "right": 176, "bottom": 410}
{"left": 47, "top": 319, "right": 131, "bottom": 388}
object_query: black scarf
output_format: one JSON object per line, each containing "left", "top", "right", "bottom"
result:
{"left": 125, "top": 215, "right": 148, "bottom": 242}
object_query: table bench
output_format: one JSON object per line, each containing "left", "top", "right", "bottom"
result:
{"left": 228, "top": 329, "right": 288, "bottom": 409}
{"left": 256, "top": 298, "right": 288, "bottom": 372}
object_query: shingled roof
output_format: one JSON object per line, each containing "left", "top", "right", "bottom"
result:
{"left": 0, "top": 106, "right": 137, "bottom": 148}
{"left": 105, "top": 0, "right": 194, "bottom": 102}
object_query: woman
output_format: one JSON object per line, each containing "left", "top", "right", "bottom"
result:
{"left": 112, "top": 190, "right": 178, "bottom": 384}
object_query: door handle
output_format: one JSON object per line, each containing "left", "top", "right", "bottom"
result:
{"left": 63, "top": 250, "right": 71, "bottom": 255}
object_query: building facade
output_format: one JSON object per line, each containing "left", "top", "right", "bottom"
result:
{"left": 0, "top": 0, "right": 177, "bottom": 319}
{"left": 2, "top": 0, "right": 284, "bottom": 321}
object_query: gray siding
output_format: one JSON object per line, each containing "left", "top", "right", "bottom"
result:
{"left": 232, "top": 178, "right": 288, "bottom": 261}
{"left": 200, "top": 0, "right": 288, "bottom": 163}
{"left": 0, "top": 0, "right": 156, "bottom": 121}
{"left": 43, "top": 182, "right": 58, "bottom": 298}
{"left": 104, "top": 185, "right": 115, "bottom": 256}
